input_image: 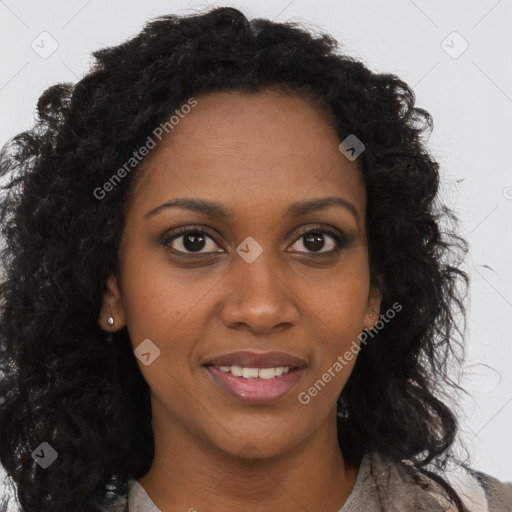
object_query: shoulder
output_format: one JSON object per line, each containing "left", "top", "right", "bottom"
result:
{"left": 468, "top": 469, "right": 512, "bottom": 512}
{"left": 363, "top": 451, "right": 512, "bottom": 512}
{"left": 125, "top": 479, "right": 160, "bottom": 512}
{"left": 427, "top": 459, "right": 512, "bottom": 511}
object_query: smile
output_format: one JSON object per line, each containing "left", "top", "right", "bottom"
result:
{"left": 216, "top": 365, "right": 291, "bottom": 379}
{"left": 202, "top": 350, "right": 308, "bottom": 404}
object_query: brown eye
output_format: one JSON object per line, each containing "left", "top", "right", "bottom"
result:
{"left": 162, "top": 228, "right": 223, "bottom": 255}
{"left": 289, "top": 226, "right": 348, "bottom": 256}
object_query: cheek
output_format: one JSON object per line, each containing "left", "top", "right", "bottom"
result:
{"left": 118, "top": 244, "right": 199, "bottom": 342}
{"left": 299, "top": 255, "right": 369, "bottom": 396}
{"left": 298, "top": 332, "right": 360, "bottom": 411}
{"left": 118, "top": 246, "right": 212, "bottom": 386}
{"left": 323, "top": 290, "right": 368, "bottom": 363}
{"left": 302, "top": 255, "right": 370, "bottom": 336}
{"left": 119, "top": 260, "right": 199, "bottom": 410}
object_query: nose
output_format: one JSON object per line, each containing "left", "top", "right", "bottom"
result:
{"left": 220, "top": 250, "right": 300, "bottom": 335}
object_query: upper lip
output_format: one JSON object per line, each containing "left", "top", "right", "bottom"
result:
{"left": 204, "top": 350, "right": 308, "bottom": 369}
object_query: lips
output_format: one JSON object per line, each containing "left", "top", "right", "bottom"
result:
{"left": 203, "top": 350, "right": 308, "bottom": 369}
{"left": 202, "top": 350, "right": 308, "bottom": 404}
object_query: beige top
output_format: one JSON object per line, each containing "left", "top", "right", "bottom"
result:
{"left": 124, "top": 451, "right": 512, "bottom": 512}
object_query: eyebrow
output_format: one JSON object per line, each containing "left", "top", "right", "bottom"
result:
{"left": 145, "top": 196, "right": 359, "bottom": 222}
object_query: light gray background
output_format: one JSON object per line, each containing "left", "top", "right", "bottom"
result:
{"left": 0, "top": 0, "right": 511, "bottom": 488}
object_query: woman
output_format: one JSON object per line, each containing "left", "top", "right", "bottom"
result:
{"left": 0, "top": 6, "right": 510, "bottom": 512}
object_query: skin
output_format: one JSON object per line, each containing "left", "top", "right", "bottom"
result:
{"left": 99, "top": 90, "right": 382, "bottom": 511}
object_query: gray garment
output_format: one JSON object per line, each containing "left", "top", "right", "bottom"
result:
{"left": 118, "top": 451, "right": 512, "bottom": 512}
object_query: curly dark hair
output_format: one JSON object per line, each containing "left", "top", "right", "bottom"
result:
{"left": 0, "top": 6, "right": 471, "bottom": 512}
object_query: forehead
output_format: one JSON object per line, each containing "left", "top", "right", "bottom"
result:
{"left": 129, "top": 90, "right": 366, "bottom": 222}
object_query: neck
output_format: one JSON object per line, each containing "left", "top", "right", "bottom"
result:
{"left": 138, "top": 404, "right": 360, "bottom": 512}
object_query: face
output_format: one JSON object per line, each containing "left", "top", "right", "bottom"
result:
{"left": 99, "top": 90, "right": 382, "bottom": 459}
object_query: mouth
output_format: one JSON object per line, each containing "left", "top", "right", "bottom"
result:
{"left": 202, "top": 350, "right": 308, "bottom": 405}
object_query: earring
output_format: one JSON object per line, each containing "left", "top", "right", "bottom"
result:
{"left": 106, "top": 315, "right": 115, "bottom": 342}
{"left": 365, "top": 310, "right": 377, "bottom": 331}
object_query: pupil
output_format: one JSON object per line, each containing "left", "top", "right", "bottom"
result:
{"left": 184, "top": 233, "right": 206, "bottom": 252}
{"left": 304, "top": 233, "right": 324, "bottom": 251}
{"left": 181, "top": 232, "right": 326, "bottom": 253}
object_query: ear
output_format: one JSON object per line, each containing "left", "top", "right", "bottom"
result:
{"left": 98, "top": 274, "right": 126, "bottom": 334}
{"left": 364, "top": 280, "right": 383, "bottom": 330}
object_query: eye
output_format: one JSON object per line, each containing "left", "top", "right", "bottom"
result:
{"left": 162, "top": 227, "right": 223, "bottom": 256}
{"left": 289, "top": 225, "right": 347, "bottom": 256}
{"left": 161, "top": 225, "right": 349, "bottom": 257}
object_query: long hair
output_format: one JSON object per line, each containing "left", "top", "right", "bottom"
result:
{"left": 0, "top": 6, "right": 470, "bottom": 511}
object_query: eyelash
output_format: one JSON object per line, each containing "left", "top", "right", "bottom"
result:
{"left": 161, "top": 224, "right": 348, "bottom": 258}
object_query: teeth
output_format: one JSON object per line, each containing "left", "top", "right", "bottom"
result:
{"left": 230, "top": 365, "right": 244, "bottom": 377}
{"left": 216, "top": 366, "right": 291, "bottom": 379}
{"left": 242, "top": 367, "right": 259, "bottom": 379}
{"left": 258, "top": 368, "right": 276, "bottom": 379}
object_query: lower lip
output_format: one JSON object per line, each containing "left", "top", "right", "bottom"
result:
{"left": 204, "top": 366, "right": 305, "bottom": 404}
